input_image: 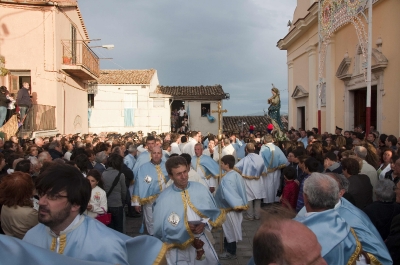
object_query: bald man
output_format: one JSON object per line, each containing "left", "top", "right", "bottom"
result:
{"left": 132, "top": 146, "right": 169, "bottom": 235}
{"left": 250, "top": 216, "right": 327, "bottom": 265}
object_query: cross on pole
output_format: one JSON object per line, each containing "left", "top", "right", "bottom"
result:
{"left": 212, "top": 101, "right": 227, "bottom": 254}
{"left": 212, "top": 101, "right": 227, "bottom": 177}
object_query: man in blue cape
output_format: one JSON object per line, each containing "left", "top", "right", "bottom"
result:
{"left": 297, "top": 172, "right": 392, "bottom": 265}
{"left": 23, "top": 163, "right": 167, "bottom": 265}
{"left": 132, "top": 146, "right": 168, "bottom": 236}
{"left": 153, "top": 156, "right": 225, "bottom": 265}
{"left": 192, "top": 143, "right": 220, "bottom": 193}
{"left": 260, "top": 134, "right": 287, "bottom": 203}
{"left": 296, "top": 172, "right": 383, "bottom": 264}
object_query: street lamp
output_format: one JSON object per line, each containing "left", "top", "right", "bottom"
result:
{"left": 89, "top": 44, "right": 114, "bottom": 50}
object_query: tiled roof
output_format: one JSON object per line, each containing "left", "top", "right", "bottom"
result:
{"left": 158, "top": 85, "right": 225, "bottom": 100}
{"left": 223, "top": 115, "right": 288, "bottom": 133}
{"left": 98, "top": 69, "right": 156, "bottom": 85}
{"left": 76, "top": 6, "right": 89, "bottom": 41}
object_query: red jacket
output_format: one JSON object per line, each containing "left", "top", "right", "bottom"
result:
{"left": 281, "top": 180, "right": 300, "bottom": 210}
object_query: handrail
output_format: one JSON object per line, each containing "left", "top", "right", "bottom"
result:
{"left": 20, "top": 104, "right": 56, "bottom": 132}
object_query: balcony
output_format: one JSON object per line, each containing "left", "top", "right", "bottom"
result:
{"left": 20, "top": 104, "right": 56, "bottom": 133}
{"left": 61, "top": 40, "right": 99, "bottom": 80}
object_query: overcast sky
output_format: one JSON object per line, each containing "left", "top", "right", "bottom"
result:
{"left": 79, "top": 0, "right": 297, "bottom": 116}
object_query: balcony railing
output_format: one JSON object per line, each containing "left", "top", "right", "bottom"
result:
{"left": 62, "top": 40, "right": 100, "bottom": 79}
{"left": 20, "top": 104, "right": 56, "bottom": 132}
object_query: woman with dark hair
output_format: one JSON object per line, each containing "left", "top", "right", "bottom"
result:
{"left": 15, "top": 159, "right": 31, "bottom": 173}
{"left": 85, "top": 169, "right": 107, "bottom": 218}
{"left": 74, "top": 154, "right": 89, "bottom": 177}
{"left": 102, "top": 154, "right": 126, "bottom": 233}
{"left": 0, "top": 172, "right": 38, "bottom": 239}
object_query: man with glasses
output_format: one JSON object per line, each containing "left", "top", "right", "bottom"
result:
{"left": 23, "top": 163, "right": 167, "bottom": 265}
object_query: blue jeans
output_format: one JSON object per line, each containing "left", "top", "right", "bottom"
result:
{"left": 20, "top": 106, "right": 28, "bottom": 118}
{"left": 107, "top": 206, "right": 124, "bottom": 233}
{"left": 0, "top": 106, "right": 7, "bottom": 126}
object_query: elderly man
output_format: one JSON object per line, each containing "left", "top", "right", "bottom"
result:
{"left": 48, "top": 141, "right": 63, "bottom": 160}
{"left": 123, "top": 144, "right": 137, "bottom": 172}
{"left": 132, "top": 136, "right": 164, "bottom": 177}
{"left": 297, "top": 173, "right": 393, "bottom": 265}
{"left": 354, "top": 146, "right": 378, "bottom": 200}
{"left": 295, "top": 173, "right": 368, "bottom": 264}
{"left": 260, "top": 134, "right": 287, "bottom": 203}
{"left": 93, "top": 151, "right": 107, "bottom": 174}
{"left": 234, "top": 143, "right": 266, "bottom": 221}
{"left": 37, "top": 151, "right": 52, "bottom": 167}
{"left": 132, "top": 146, "right": 168, "bottom": 236}
{"left": 153, "top": 156, "right": 224, "bottom": 265}
{"left": 364, "top": 179, "right": 400, "bottom": 240}
{"left": 183, "top": 131, "right": 200, "bottom": 157}
{"left": 23, "top": 164, "right": 167, "bottom": 265}
{"left": 192, "top": 143, "right": 220, "bottom": 193}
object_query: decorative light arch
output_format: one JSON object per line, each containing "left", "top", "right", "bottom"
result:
{"left": 318, "top": 0, "right": 373, "bottom": 133}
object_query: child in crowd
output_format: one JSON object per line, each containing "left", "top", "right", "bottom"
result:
{"left": 281, "top": 166, "right": 299, "bottom": 210}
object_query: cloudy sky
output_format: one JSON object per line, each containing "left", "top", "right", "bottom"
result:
{"left": 79, "top": 0, "right": 297, "bottom": 116}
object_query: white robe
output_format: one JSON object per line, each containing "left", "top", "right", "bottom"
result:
{"left": 222, "top": 211, "right": 243, "bottom": 243}
{"left": 263, "top": 170, "right": 281, "bottom": 203}
{"left": 165, "top": 197, "right": 218, "bottom": 265}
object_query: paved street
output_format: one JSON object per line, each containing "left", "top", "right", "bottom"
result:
{"left": 125, "top": 213, "right": 260, "bottom": 265}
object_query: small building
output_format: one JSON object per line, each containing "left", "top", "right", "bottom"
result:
{"left": 158, "top": 85, "right": 228, "bottom": 135}
{"left": 89, "top": 69, "right": 170, "bottom": 134}
{"left": 0, "top": 0, "right": 99, "bottom": 137}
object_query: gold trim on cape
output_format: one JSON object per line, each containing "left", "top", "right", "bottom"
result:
{"left": 347, "top": 228, "right": 363, "bottom": 265}
{"left": 153, "top": 243, "right": 169, "bottom": 265}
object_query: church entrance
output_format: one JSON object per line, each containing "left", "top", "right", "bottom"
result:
{"left": 353, "top": 86, "right": 377, "bottom": 129}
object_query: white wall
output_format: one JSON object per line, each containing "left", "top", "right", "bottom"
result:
{"left": 89, "top": 74, "right": 170, "bottom": 134}
{"left": 186, "top": 101, "right": 219, "bottom": 135}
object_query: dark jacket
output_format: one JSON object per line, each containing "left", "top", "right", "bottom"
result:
{"left": 364, "top": 201, "right": 400, "bottom": 240}
{"left": 16, "top": 88, "right": 31, "bottom": 107}
{"left": 0, "top": 92, "right": 8, "bottom": 108}
{"left": 348, "top": 174, "right": 373, "bottom": 209}
{"left": 48, "top": 149, "right": 63, "bottom": 160}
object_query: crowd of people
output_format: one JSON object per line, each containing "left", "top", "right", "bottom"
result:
{"left": 0, "top": 124, "right": 398, "bottom": 264}
{"left": 171, "top": 106, "right": 189, "bottom": 133}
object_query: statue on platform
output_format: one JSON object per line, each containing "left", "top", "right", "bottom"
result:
{"left": 267, "top": 85, "right": 285, "bottom": 138}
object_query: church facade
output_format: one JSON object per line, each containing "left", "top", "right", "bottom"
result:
{"left": 278, "top": 0, "right": 399, "bottom": 135}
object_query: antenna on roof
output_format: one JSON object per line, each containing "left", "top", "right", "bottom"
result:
{"left": 287, "top": 20, "right": 292, "bottom": 27}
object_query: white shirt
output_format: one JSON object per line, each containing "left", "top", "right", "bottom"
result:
{"left": 182, "top": 138, "right": 197, "bottom": 156}
{"left": 170, "top": 142, "right": 181, "bottom": 155}
{"left": 178, "top": 109, "right": 186, "bottom": 117}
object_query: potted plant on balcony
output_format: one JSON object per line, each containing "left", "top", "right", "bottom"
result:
{"left": 62, "top": 56, "right": 72, "bottom": 64}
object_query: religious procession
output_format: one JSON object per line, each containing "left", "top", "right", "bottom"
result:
{"left": 1, "top": 0, "right": 400, "bottom": 264}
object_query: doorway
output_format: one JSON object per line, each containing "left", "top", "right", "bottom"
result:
{"left": 353, "top": 86, "right": 377, "bottom": 129}
{"left": 297, "top": 107, "right": 305, "bottom": 130}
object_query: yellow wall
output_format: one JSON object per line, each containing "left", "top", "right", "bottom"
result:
{"left": 281, "top": 0, "right": 400, "bottom": 135}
